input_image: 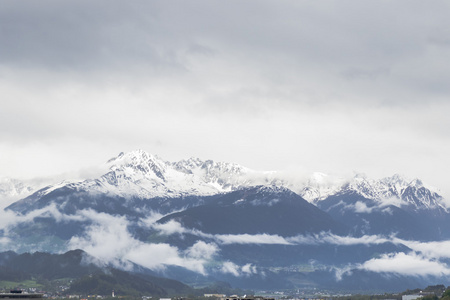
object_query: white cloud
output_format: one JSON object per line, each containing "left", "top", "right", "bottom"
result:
{"left": 150, "top": 220, "right": 400, "bottom": 247}
{"left": 333, "top": 265, "right": 355, "bottom": 281}
{"left": 151, "top": 220, "right": 189, "bottom": 235}
{"left": 394, "top": 239, "right": 450, "bottom": 259}
{"left": 0, "top": 203, "right": 86, "bottom": 234}
{"left": 67, "top": 212, "right": 133, "bottom": 265}
{"left": 241, "top": 263, "right": 258, "bottom": 275}
{"left": 287, "top": 232, "right": 392, "bottom": 246}
{"left": 185, "top": 241, "right": 218, "bottom": 260}
{"left": 358, "top": 252, "right": 450, "bottom": 277}
{"left": 67, "top": 211, "right": 216, "bottom": 274}
{"left": 7, "top": 203, "right": 450, "bottom": 279}
{"left": 221, "top": 261, "right": 240, "bottom": 277}
{"left": 220, "top": 262, "right": 258, "bottom": 277}
{"left": 379, "top": 197, "right": 408, "bottom": 208}
{"left": 317, "top": 233, "right": 392, "bottom": 246}
{"left": 353, "top": 201, "right": 374, "bottom": 213}
{"left": 215, "top": 233, "right": 291, "bottom": 245}
{"left": 125, "top": 243, "right": 209, "bottom": 275}
{"left": 139, "top": 211, "right": 165, "bottom": 227}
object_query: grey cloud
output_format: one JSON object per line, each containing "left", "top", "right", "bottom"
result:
{"left": 1, "top": 0, "right": 450, "bottom": 201}
{"left": 341, "top": 67, "right": 391, "bottom": 81}
{"left": 2, "top": 0, "right": 450, "bottom": 105}
{"left": 0, "top": 1, "right": 170, "bottom": 72}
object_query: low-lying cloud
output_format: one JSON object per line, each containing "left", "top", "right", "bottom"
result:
{"left": 151, "top": 220, "right": 450, "bottom": 278}
{"left": 0, "top": 203, "right": 85, "bottom": 235}
{"left": 216, "top": 233, "right": 291, "bottom": 245}
{"left": 67, "top": 211, "right": 219, "bottom": 275}
{"left": 392, "top": 239, "right": 450, "bottom": 260}
{"left": 220, "top": 261, "right": 258, "bottom": 277}
{"left": 4, "top": 203, "right": 450, "bottom": 279}
{"left": 358, "top": 252, "right": 450, "bottom": 277}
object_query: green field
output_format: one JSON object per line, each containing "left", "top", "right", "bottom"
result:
{"left": 0, "top": 280, "right": 43, "bottom": 290}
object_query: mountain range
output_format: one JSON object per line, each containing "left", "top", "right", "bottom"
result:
{"left": 3, "top": 150, "right": 445, "bottom": 210}
{"left": 1, "top": 150, "right": 449, "bottom": 293}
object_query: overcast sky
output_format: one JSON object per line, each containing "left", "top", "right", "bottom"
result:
{"left": 1, "top": 0, "right": 450, "bottom": 196}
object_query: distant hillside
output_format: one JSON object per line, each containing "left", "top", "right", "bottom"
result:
{"left": 0, "top": 249, "right": 102, "bottom": 280}
{"left": 0, "top": 250, "right": 252, "bottom": 297}
{"left": 68, "top": 269, "right": 193, "bottom": 297}
{"left": 158, "top": 186, "right": 348, "bottom": 236}
{"left": 0, "top": 250, "right": 193, "bottom": 296}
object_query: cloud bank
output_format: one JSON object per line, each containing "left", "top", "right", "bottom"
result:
{"left": 1, "top": 1, "right": 450, "bottom": 200}
{"left": 358, "top": 252, "right": 450, "bottom": 277}
{"left": 4, "top": 203, "right": 450, "bottom": 279}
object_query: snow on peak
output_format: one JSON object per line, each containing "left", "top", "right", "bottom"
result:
{"left": 6, "top": 150, "right": 444, "bottom": 213}
{"left": 79, "top": 150, "right": 261, "bottom": 199}
{"left": 108, "top": 150, "right": 165, "bottom": 168}
{"left": 303, "top": 173, "right": 445, "bottom": 210}
{"left": 297, "top": 172, "right": 345, "bottom": 202}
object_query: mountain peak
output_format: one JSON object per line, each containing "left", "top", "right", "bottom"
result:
{"left": 410, "top": 178, "right": 424, "bottom": 187}
{"left": 108, "top": 149, "right": 162, "bottom": 164}
{"left": 252, "top": 185, "right": 295, "bottom": 195}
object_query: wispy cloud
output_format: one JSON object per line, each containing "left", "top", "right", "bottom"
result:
{"left": 151, "top": 220, "right": 397, "bottom": 247}
{"left": 220, "top": 262, "right": 259, "bottom": 277}
{"left": 311, "top": 233, "right": 393, "bottom": 246}
{"left": 216, "top": 233, "right": 291, "bottom": 245}
{"left": 221, "top": 261, "right": 241, "bottom": 277}
{"left": 150, "top": 220, "right": 450, "bottom": 278}
{"left": 6, "top": 203, "right": 450, "bottom": 279}
{"left": 151, "top": 219, "right": 190, "bottom": 235}
{"left": 0, "top": 204, "right": 85, "bottom": 234}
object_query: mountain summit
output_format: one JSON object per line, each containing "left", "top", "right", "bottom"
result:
{"left": 5, "top": 150, "right": 446, "bottom": 214}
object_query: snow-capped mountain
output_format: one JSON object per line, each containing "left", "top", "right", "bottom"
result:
{"left": 97, "top": 150, "right": 263, "bottom": 198}
{"left": 4, "top": 150, "right": 450, "bottom": 292}
{"left": 298, "top": 172, "right": 446, "bottom": 211}
{"left": 104, "top": 150, "right": 446, "bottom": 211}
{"left": 31, "top": 149, "right": 284, "bottom": 201}
{"left": 5, "top": 149, "right": 446, "bottom": 214}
